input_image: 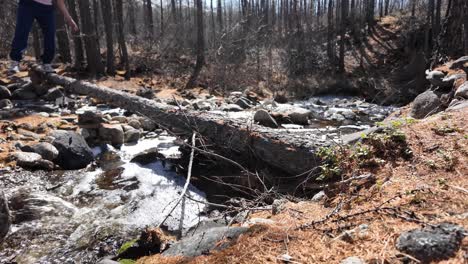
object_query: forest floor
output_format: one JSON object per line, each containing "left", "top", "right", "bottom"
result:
{"left": 138, "top": 105, "right": 468, "bottom": 264}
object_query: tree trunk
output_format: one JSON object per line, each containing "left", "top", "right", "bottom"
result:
{"left": 101, "top": 0, "right": 115, "bottom": 75}
{"left": 66, "top": 0, "right": 85, "bottom": 69}
{"left": 92, "top": 0, "right": 101, "bottom": 49}
{"left": 55, "top": 10, "right": 72, "bottom": 63}
{"left": 145, "top": 0, "right": 154, "bottom": 39}
{"left": 186, "top": 0, "right": 205, "bottom": 89}
{"left": 128, "top": 0, "right": 137, "bottom": 35}
{"left": 77, "top": 0, "right": 105, "bottom": 76}
{"left": 217, "top": 0, "right": 224, "bottom": 32}
{"left": 464, "top": 0, "right": 468, "bottom": 54}
{"left": 327, "top": 0, "right": 335, "bottom": 63}
{"left": 114, "top": 0, "right": 130, "bottom": 80}
{"left": 384, "top": 0, "right": 389, "bottom": 15}
{"left": 339, "top": 0, "right": 348, "bottom": 72}
{"left": 160, "top": 0, "right": 165, "bottom": 36}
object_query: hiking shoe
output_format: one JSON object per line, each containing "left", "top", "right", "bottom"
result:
{"left": 8, "top": 61, "right": 20, "bottom": 74}
{"left": 42, "top": 64, "right": 55, "bottom": 73}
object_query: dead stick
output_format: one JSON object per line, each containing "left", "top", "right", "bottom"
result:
{"left": 158, "top": 132, "right": 196, "bottom": 228}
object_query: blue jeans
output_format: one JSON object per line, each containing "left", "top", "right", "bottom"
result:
{"left": 10, "top": 0, "right": 56, "bottom": 64}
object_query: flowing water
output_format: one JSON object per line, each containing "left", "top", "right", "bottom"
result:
{"left": 0, "top": 136, "right": 207, "bottom": 263}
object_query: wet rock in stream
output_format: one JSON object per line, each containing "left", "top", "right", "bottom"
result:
{"left": 50, "top": 130, "right": 94, "bottom": 170}
{"left": 9, "top": 152, "right": 55, "bottom": 170}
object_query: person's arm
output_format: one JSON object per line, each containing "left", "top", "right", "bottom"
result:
{"left": 56, "top": 0, "right": 79, "bottom": 32}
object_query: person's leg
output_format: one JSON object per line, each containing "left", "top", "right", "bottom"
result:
{"left": 35, "top": 4, "right": 56, "bottom": 64}
{"left": 9, "top": 0, "right": 35, "bottom": 62}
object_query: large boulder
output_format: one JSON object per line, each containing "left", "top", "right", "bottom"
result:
{"left": 0, "top": 85, "right": 11, "bottom": 99}
{"left": 254, "top": 109, "right": 279, "bottom": 128}
{"left": 162, "top": 227, "right": 248, "bottom": 257}
{"left": 12, "top": 86, "right": 37, "bottom": 100}
{"left": 454, "top": 81, "right": 468, "bottom": 99}
{"left": 9, "top": 152, "right": 54, "bottom": 170}
{"left": 50, "top": 130, "right": 94, "bottom": 170}
{"left": 0, "top": 191, "right": 10, "bottom": 242}
{"left": 235, "top": 97, "right": 254, "bottom": 109}
{"left": 99, "top": 124, "right": 124, "bottom": 145}
{"left": 396, "top": 223, "right": 465, "bottom": 263}
{"left": 410, "top": 91, "right": 441, "bottom": 119}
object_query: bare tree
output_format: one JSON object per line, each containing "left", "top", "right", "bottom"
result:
{"left": 101, "top": 0, "right": 115, "bottom": 75}
{"left": 115, "top": 0, "right": 130, "bottom": 80}
{"left": 186, "top": 0, "right": 205, "bottom": 89}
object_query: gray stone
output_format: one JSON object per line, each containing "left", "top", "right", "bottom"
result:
{"left": 193, "top": 101, "right": 213, "bottom": 111}
{"left": 311, "top": 190, "right": 327, "bottom": 202}
{"left": 446, "top": 99, "right": 468, "bottom": 111}
{"left": 254, "top": 110, "right": 278, "bottom": 128}
{"left": 221, "top": 104, "right": 243, "bottom": 112}
{"left": 0, "top": 191, "right": 10, "bottom": 242}
{"left": 139, "top": 117, "right": 157, "bottom": 131}
{"left": 17, "top": 128, "right": 40, "bottom": 140}
{"left": 34, "top": 84, "right": 49, "bottom": 96}
{"left": 136, "top": 87, "right": 155, "bottom": 99}
{"left": 96, "top": 260, "right": 120, "bottom": 264}
{"left": 0, "top": 85, "right": 11, "bottom": 99}
{"left": 235, "top": 97, "right": 254, "bottom": 109}
{"left": 111, "top": 116, "right": 128, "bottom": 123}
{"left": 425, "top": 70, "right": 450, "bottom": 87}
{"left": 12, "top": 87, "right": 37, "bottom": 100}
{"left": 163, "top": 227, "right": 248, "bottom": 257}
{"left": 50, "top": 130, "right": 94, "bottom": 170}
{"left": 450, "top": 56, "right": 468, "bottom": 69}
{"left": 0, "top": 99, "right": 13, "bottom": 109}
{"left": 273, "top": 105, "right": 312, "bottom": 125}
{"left": 396, "top": 223, "right": 465, "bottom": 263}
{"left": 341, "top": 256, "right": 365, "bottom": 264}
{"left": 29, "top": 142, "right": 59, "bottom": 161}
{"left": 99, "top": 124, "right": 124, "bottom": 145}
{"left": 43, "top": 87, "right": 64, "bottom": 101}
{"left": 410, "top": 91, "right": 441, "bottom": 119}
{"left": 10, "top": 152, "right": 54, "bottom": 170}
{"left": 124, "top": 128, "right": 141, "bottom": 143}
{"left": 130, "top": 148, "right": 165, "bottom": 165}
{"left": 128, "top": 119, "right": 142, "bottom": 129}
{"left": 454, "top": 82, "right": 468, "bottom": 99}
{"left": 78, "top": 111, "right": 105, "bottom": 124}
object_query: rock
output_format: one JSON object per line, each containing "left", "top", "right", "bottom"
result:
{"left": 229, "top": 91, "right": 243, "bottom": 98}
{"left": 235, "top": 97, "right": 254, "bottom": 109}
{"left": 50, "top": 130, "right": 94, "bottom": 170}
{"left": 193, "top": 101, "right": 213, "bottom": 111}
{"left": 124, "top": 127, "right": 141, "bottom": 143}
{"left": 271, "top": 199, "right": 287, "bottom": 215}
{"left": 254, "top": 110, "right": 278, "bottom": 128}
{"left": 243, "top": 218, "right": 275, "bottom": 226}
{"left": 80, "top": 128, "right": 98, "bottom": 140}
{"left": 78, "top": 111, "right": 105, "bottom": 124}
{"left": 128, "top": 119, "right": 142, "bottom": 129}
{"left": 139, "top": 117, "right": 157, "bottom": 131}
{"left": 136, "top": 87, "right": 155, "bottom": 99}
{"left": 12, "top": 87, "right": 37, "bottom": 100}
{"left": 17, "top": 128, "right": 40, "bottom": 140}
{"left": 396, "top": 223, "right": 465, "bottom": 263}
{"left": 425, "top": 70, "right": 449, "bottom": 87}
{"left": 9, "top": 152, "right": 54, "bottom": 170}
{"left": 274, "top": 92, "right": 288, "bottom": 103}
{"left": 450, "top": 56, "right": 468, "bottom": 69}
{"left": 29, "top": 142, "right": 59, "bottom": 161}
{"left": 163, "top": 227, "right": 248, "bottom": 257}
{"left": 34, "top": 84, "right": 49, "bottom": 96}
{"left": 447, "top": 99, "right": 468, "bottom": 111}
{"left": 410, "top": 91, "right": 441, "bottom": 119}
{"left": 0, "top": 85, "right": 11, "bottom": 99}
{"left": 454, "top": 82, "right": 468, "bottom": 99}
{"left": 0, "top": 191, "right": 10, "bottom": 242}
{"left": 311, "top": 190, "right": 327, "bottom": 202}
{"left": 130, "top": 148, "right": 165, "bottom": 165}
{"left": 96, "top": 259, "right": 120, "bottom": 264}
{"left": 341, "top": 256, "right": 365, "bottom": 264}
{"left": 221, "top": 104, "right": 243, "bottom": 112}
{"left": 273, "top": 105, "right": 312, "bottom": 125}
{"left": 111, "top": 116, "right": 127, "bottom": 123}
{"left": 99, "top": 124, "right": 124, "bottom": 146}
{"left": 42, "top": 87, "right": 64, "bottom": 101}
{"left": 0, "top": 99, "right": 13, "bottom": 109}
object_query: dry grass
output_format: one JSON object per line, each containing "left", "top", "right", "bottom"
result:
{"left": 139, "top": 107, "right": 468, "bottom": 264}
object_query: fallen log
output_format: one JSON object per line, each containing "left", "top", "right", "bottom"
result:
{"left": 31, "top": 67, "right": 329, "bottom": 178}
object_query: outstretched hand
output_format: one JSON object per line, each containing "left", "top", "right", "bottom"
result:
{"left": 67, "top": 18, "right": 79, "bottom": 33}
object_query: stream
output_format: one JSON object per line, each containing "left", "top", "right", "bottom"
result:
{"left": 0, "top": 95, "right": 395, "bottom": 263}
